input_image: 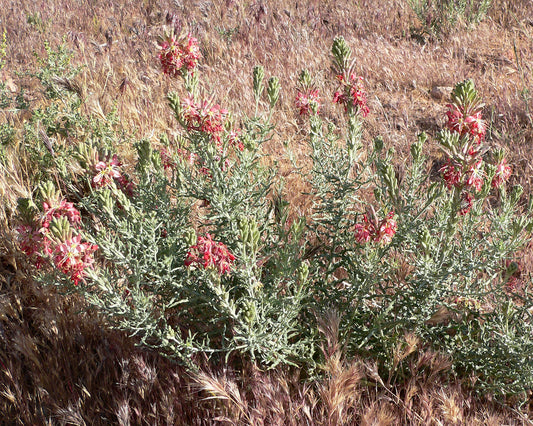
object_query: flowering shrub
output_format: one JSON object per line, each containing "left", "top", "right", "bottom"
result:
{"left": 15, "top": 35, "right": 533, "bottom": 398}
{"left": 408, "top": 0, "right": 493, "bottom": 38}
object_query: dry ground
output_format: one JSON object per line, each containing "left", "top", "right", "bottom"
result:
{"left": 1, "top": 0, "right": 533, "bottom": 423}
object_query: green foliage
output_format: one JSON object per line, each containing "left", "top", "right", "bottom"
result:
{"left": 16, "top": 38, "right": 533, "bottom": 400}
{"left": 0, "top": 29, "right": 6, "bottom": 71}
{"left": 408, "top": 0, "right": 493, "bottom": 38}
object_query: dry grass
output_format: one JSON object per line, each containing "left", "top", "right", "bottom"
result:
{"left": 1, "top": 0, "right": 533, "bottom": 423}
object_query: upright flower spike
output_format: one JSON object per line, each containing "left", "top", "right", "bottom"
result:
{"left": 437, "top": 80, "right": 498, "bottom": 216}
{"left": 295, "top": 69, "right": 320, "bottom": 116}
{"left": 252, "top": 65, "right": 265, "bottom": 102}
{"left": 333, "top": 74, "right": 370, "bottom": 117}
{"left": 445, "top": 80, "right": 486, "bottom": 144}
{"left": 267, "top": 76, "right": 281, "bottom": 109}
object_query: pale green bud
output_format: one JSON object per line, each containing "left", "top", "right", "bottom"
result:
{"left": 39, "top": 181, "right": 59, "bottom": 204}
{"left": 167, "top": 92, "right": 181, "bottom": 115}
{"left": 298, "top": 69, "right": 312, "bottom": 87}
{"left": 242, "top": 300, "right": 257, "bottom": 325}
{"left": 510, "top": 184, "right": 524, "bottom": 206}
{"left": 267, "top": 76, "right": 280, "bottom": 108}
{"left": 17, "top": 197, "right": 38, "bottom": 225}
{"left": 298, "top": 261, "right": 309, "bottom": 284}
{"left": 253, "top": 65, "right": 265, "bottom": 101}
{"left": 98, "top": 188, "right": 114, "bottom": 215}
{"left": 185, "top": 229, "right": 197, "bottom": 247}
{"left": 374, "top": 136, "right": 384, "bottom": 152}
{"left": 49, "top": 216, "right": 72, "bottom": 241}
{"left": 332, "top": 36, "right": 351, "bottom": 72}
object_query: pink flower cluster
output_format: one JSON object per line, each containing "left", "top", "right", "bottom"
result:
{"left": 92, "top": 155, "right": 121, "bottom": 188}
{"left": 439, "top": 88, "right": 511, "bottom": 215}
{"left": 440, "top": 158, "right": 485, "bottom": 193}
{"left": 492, "top": 158, "right": 512, "bottom": 189}
{"left": 295, "top": 88, "right": 320, "bottom": 116}
{"left": 42, "top": 199, "right": 81, "bottom": 229}
{"left": 333, "top": 74, "right": 370, "bottom": 117}
{"left": 91, "top": 154, "right": 134, "bottom": 197}
{"left": 181, "top": 95, "right": 228, "bottom": 144}
{"left": 159, "top": 33, "right": 201, "bottom": 77}
{"left": 53, "top": 235, "right": 98, "bottom": 286}
{"left": 354, "top": 211, "right": 397, "bottom": 245}
{"left": 16, "top": 198, "right": 98, "bottom": 285}
{"left": 160, "top": 147, "right": 177, "bottom": 170}
{"left": 184, "top": 233, "right": 235, "bottom": 275}
{"left": 16, "top": 225, "right": 47, "bottom": 269}
{"left": 446, "top": 105, "right": 486, "bottom": 144}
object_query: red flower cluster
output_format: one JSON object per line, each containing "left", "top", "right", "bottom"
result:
{"left": 492, "top": 158, "right": 512, "bottom": 189}
{"left": 440, "top": 158, "right": 484, "bottom": 193}
{"left": 333, "top": 74, "right": 370, "bottom": 117}
{"left": 181, "top": 95, "right": 228, "bottom": 143}
{"left": 53, "top": 235, "right": 98, "bottom": 286}
{"left": 159, "top": 33, "right": 201, "bottom": 77}
{"left": 160, "top": 147, "right": 177, "bottom": 170}
{"left": 16, "top": 198, "right": 98, "bottom": 285}
{"left": 92, "top": 154, "right": 135, "bottom": 197}
{"left": 354, "top": 211, "right": 397, "bottom": 245}
{"left": 446, "top": 105, "right": 486, "bottom": 143}
{"left": 439, "top": 82, "right": 511, "bottom": 215}
{"left": 184, "top": 233, "right": 235, "bottom": 275}
{"left": 295, "top": 88, "right": 320, "bottom": 116}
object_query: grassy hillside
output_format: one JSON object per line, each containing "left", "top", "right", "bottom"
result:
{"left": 1, "top": 0, "right": 533, "bottom": 423}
